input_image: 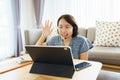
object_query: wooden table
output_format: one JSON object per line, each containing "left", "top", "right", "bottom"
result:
{"left": 0, "top": 60, "right": 102, "bottom": 80}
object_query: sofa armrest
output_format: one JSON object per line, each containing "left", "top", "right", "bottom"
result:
{"left": 78, "top": 27, "right": 87, "bottom": 37}
{"left": 87, "top": 27, "right": 96, "bottom": 43}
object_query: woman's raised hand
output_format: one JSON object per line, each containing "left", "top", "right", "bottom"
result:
{"left": 41, "top": 20, "right": 53, "bottom": 38}
{"left": 36, "top": 20, "right": 53, "bottom": 45}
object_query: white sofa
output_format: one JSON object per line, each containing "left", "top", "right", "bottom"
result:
{"left": 24, "top": 27, "right": 120, "bottom": 66}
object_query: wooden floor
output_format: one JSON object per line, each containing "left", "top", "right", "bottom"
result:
{"left": 102, "top": 64, "right": 120, "bottom": 73}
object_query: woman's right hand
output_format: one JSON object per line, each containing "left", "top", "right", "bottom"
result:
{"left": 36, "top": 20, "right": 53, "bottom": 45}
{"left": 41, "top": 20, "right": 53, "bottom": 38}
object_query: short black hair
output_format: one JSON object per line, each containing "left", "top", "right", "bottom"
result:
{"left": 57, "top": 14, "right": 78, "bottom": 37}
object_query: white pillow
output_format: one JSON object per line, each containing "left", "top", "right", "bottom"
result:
{"left": 94, "top": 21, "right": 120, "bottom": 47}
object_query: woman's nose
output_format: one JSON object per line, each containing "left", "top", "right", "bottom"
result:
{"left": 61, "top": 28, "right": 67, "bottom": 32}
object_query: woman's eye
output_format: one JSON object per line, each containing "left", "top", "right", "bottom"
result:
{"left": 58, "top": 26, "right": 63, "bottom": 29}
{"left": 66, "top": 26, "right": 70, "bottom": 29}
{"left": 59, "top": 27, "right": 63, "bottom": 29}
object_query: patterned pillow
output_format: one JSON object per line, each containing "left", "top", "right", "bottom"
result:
{"left": 94, "top": 21, "right": 120, "bottom": 47}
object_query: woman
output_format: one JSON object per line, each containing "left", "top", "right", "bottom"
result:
{"left": 36, "top": 14, "right": 93, "bottom": 60}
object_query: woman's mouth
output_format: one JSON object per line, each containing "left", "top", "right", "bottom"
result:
{"left": 61, "top": 34, "right": 68, "bottom": 39}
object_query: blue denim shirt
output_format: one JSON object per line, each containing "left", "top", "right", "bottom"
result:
{"left": 46, "top": 35, "right": 93, "bottom": 59}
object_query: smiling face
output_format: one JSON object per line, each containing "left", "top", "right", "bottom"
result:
{"left": 58, "top": 18, "right": 73, "bottom": 40}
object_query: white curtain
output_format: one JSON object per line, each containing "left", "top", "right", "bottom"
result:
{"left": 43, "top": 0, "right": 120, "bottom": 28}
{"left": 11, "top": 0, "right": 23, "bottom": 57}
{"left": 0, "top": 0, "right": 14, "bottom": 59}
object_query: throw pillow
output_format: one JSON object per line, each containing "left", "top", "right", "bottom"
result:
{"left": 94, "top": 21, "right": 120, "bottom": 47}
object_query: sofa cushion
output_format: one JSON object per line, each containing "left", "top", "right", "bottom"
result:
{"left": 88, "top": 46, "right": 120, "bottom": 65}
{"left": 24, "top": 29, "right": 42, "bottom": 45}
{"left": 94, "top": 21, "right": 120, "bottom": 47}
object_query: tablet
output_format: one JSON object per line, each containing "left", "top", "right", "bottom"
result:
{"left": 25, "top": 45, "right": 75, "bottom": 78}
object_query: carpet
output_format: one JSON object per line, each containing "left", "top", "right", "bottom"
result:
{"left": 0, "top": 58, "right": 32, "bottom": 74}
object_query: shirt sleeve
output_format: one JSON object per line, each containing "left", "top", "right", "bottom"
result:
{"left": 79, "top": 38, "right": 93, "bottom": 54}
{"left": 46, "top": 37, "right": 54, "bottom": 46}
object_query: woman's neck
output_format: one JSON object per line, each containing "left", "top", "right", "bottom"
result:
{"left": 62, "top": 37, "right": 72, "bottom": 46}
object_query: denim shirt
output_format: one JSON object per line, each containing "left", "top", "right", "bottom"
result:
{"left": 46, "top": 35, "right": 93, "bottom": 59}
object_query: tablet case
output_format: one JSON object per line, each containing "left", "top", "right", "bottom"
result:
{"left": 25, "top": 45, "right": 75, "bottom": 78}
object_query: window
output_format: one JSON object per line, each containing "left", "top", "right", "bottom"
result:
{"left": 0, "top": 0, "right": 14, "bottom": 60}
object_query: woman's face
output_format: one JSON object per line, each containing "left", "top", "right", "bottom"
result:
{"left": 58, "top": 18, "right": 73, "bottom": 40}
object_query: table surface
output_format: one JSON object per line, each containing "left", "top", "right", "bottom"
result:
{"left": 0, "top": 59, "right": 102, "bottom": 80}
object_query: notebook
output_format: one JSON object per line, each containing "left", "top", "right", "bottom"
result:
{"left": 25, "top": 45, "right": 75, "bottom": 78}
